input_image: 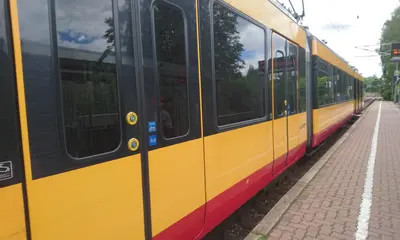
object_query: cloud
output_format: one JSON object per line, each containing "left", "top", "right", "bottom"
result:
{"left": 236, "top": 16, "right": 266, "bottom": 74}
{"left": 57, "top": 33, "right": 108, "bottom": 53}
{"left": 18, "top": 0, "right": 112, "bottom": 53}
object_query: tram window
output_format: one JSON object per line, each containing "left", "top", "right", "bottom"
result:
{"left": 55, "top": 0, "right": 121, "bottom": 158}
{"left": 342, "top": 73, "right": 345, "bottom": 100}
{"left": 328, "top": 65, "right": 334, "bottom": 104}
{"left": 344, "top": 74, "right": 350, "bottom": 100}
{"left": 340, "top": 71, "right": 345, "bottom": 101}
{"left": 273, "top": 34, "right": 286, "bottom": 118}
{"left": 342, "top": 73, "right": 346, "bottom": 101}
{"left": 349, "top": 77, "right": 354, "bottom": 100}
{"left": 347, "top": 74, "right": 350, "bottom": 100}
{"left": 154, "top": 3, "right": 189, "bottom": 138}
{"left": 213, "top": 3, "right": 265, "bottom": 125}
{"left": 342, "top": 72, "right": 347, "bottom": 101}
{"left": 333, "top": 67, "right": 341, "bottom": 102}
{"left": 317, "top": 60, "right": 333, "bottom": 106}
{"left": 298, "top": 48, "right": 306, "bottom": 112}
{"left": 287, "top": 42, "right": 298, "bottom": 114}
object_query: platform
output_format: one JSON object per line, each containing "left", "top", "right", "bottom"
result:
{"left": 250, "top": 101, "right": 400, "bottom": 240}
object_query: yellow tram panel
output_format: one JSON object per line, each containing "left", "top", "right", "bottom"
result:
{"left": 0, "top": 184, "right": 26, "bottom": 240}
{"left": 149, "top": 139, "right": 205, "bottom": 236}
{"left": 26, "top": 156, "right": 145, "bottom": 240}
{"left": 298, "top": 112, "right": 308, "bottom": 145}
{"left": 204, "top": 121, "right": 274, "bottom": 201}
{"left": 287, "top": 113, "right": 307, "bottom": 151}
{"left": 313, "top": 101, "right": 354, "bottom": 135}
{"left": 273, "top": 117, "right": 288, "bottom": 161}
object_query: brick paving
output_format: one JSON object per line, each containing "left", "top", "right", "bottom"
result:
{"left": 267, "top": 101, "right": 400, "bottom": 240}
{"left": 368, "top": 102, "right": 400, "bottom": 240}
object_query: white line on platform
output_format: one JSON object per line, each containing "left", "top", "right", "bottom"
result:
{"left": 355, "top": 101, "right": 382, "bottom": 240}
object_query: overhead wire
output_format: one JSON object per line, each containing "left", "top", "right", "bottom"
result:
{"left": 328, "top": 19, "right": 341, "bottom": 32}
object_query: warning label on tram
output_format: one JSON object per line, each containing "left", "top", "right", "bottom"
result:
{"left": 0, "top": 161, "right": 13, "bottom": 181}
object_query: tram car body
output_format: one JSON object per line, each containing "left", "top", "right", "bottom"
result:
{"left": 0, "top": 0, "right": 363, "bottom": 239}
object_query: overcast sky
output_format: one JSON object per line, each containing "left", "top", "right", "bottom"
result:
{"left": 280, "top": 0, "right": 400, "bottom": 77}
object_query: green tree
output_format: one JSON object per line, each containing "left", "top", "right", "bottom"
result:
{"left": 380, "top": 5, "right": 400, "bottom": 100}
{"left": 213, "top": 3, "right": 245, "bottom": 77}
{"left": 364, "top": 75, "right": 382, "bottom": 93}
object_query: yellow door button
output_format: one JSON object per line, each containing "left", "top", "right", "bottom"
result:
{"left": 284, "top": 110, "right": 287, "bottom": 115}
{"left": 128, "top": 138, "right": 139, "bottom": 152}
{"left": 284, "top": 100, "right": 287, "bottom": 106}
{"left": 126, "top": 112, "right": 138, "bottom": 125}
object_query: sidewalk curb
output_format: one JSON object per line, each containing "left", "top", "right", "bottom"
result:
{"left": 244, "top": 102, "right": 376, "bottom": 240}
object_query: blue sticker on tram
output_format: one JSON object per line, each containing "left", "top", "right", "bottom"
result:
{"left": 149, "top": 135, "right": 157, "bottom": 147}
{"left": 148, "top": 121, "right": 156, "bottom": 133}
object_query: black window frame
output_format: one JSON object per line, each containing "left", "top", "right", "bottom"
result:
{"left": 210, "top": 0, "right": 269, "bottom": 131}
{"left": 286, "top": 40, "right": 299, "bottom": 115}
{"left": 298, "top": 47, "right": 306, "bottom": 113}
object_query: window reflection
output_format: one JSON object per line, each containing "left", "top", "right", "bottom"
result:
{"left": 154, "top": 3, "right": 189, "bottom": 138}
{"left": 273, "top": 33, "right": 286, "bottom": 118}
{"left": 334, "top": 68, "right": 341, "bottom": 102}
{"left": 349, "top": 77, "right": 354, "bottom": 100}
{"left": 272, "top": 37, "right": 299, "bottom": 116}
{"left": 317, "top": 60, "right": 334, "bottom": 106}
{"left": 55, "top": 0, "right": 120, "bottom": 158}
{"left": 287, "top": 42, "right": 297, "bottom": 114}
{"left": 213, "top": 2, "right": 265, "bottom": 125}
{"left": 328, "top": 65, "right": 334, "bottom": 104}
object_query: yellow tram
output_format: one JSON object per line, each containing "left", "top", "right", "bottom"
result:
{"left": 0, "top": 0, "right": 363, "bottom": 239}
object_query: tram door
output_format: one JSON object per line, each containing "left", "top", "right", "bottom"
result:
{"left": 138, "top": 0, "right": 206, "bottom": 239}
{"left": 272, "top": 33, "right": 299, "bottom": 174}
{"left": 354, "top": 77, "right": 358, "bottom": 113}
{"left": 13, "top": 0, "right": 148, "bottom": 239}
{"left": 355, "top": 78, "right": 359, "bottom": 112}
{"left": 272, "top": 33, "right": 289, "bottom": 174}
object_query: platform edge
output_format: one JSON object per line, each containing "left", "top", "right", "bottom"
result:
{"left": 244, "top": 102, "right": 376, "bottom": 240}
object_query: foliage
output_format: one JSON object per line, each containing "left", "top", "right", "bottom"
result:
{"left": 380, "top": 5, "right": 400, "bottom": 100}
{"left": 364, "top": 75, "right": 382, "bottom": 93}
{"left": 213, "top": 3, "right": 245, "bottom": 77}
{"left": 317, "top": 76, "right": 333, "bottom": 106}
